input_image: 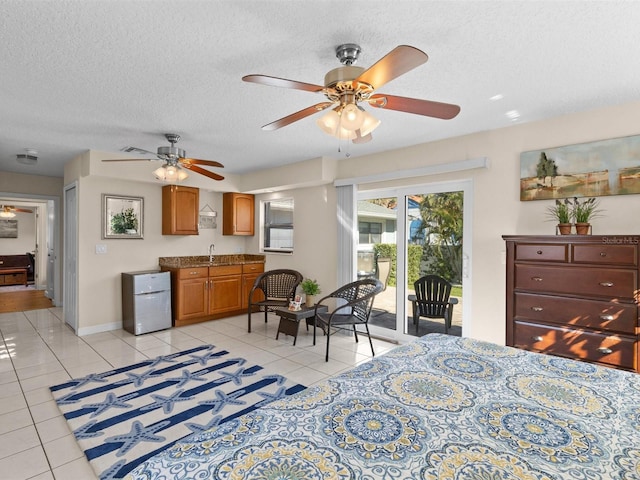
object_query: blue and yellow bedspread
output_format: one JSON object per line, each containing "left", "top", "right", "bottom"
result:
{"left": 128, "top": 333, "right": 640, "bottom": 479}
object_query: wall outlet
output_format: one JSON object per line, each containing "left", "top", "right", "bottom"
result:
{"left": 95, "top": 244, "right": 107, "bottom": 254}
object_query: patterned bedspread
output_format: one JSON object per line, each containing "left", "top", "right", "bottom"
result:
{"left": 128, "top": 334, "right": 640, "bottom": 479}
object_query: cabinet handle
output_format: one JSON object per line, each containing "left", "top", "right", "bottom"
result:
{"left": 597, "top": 347, "right": 612, "bottom": 355}
{"left": 600, "top": 314, "right": 614, "bottom": 321}
{"left": 536, "top": 250, "right": 543, "bottom": 255}
{"left": 599, "top": 282, "right": 614, "bottom": 287}
{"left": 600, "top": 252, "right": 607, "bottom": 257}
{"left": 532, "top": 336, "right": 543, "bottom": 342}
{"left": 531, "top": 307, "right": 543, "bottom": 312}
{"left": 531, "top": 277, "right": 543, "bottom": 282}
{"left": 190, "top": 271, "right": 198, "bottom": 275}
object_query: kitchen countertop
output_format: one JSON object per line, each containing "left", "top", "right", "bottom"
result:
{"left": 159, "top": 254, "right": 265, "bottom": 268}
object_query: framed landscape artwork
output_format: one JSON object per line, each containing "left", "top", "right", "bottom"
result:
{"left": 520, "top": 134, "right": 640, "bottom": 201}
{"left": 0, "top": 220, "right": 18, "bottom": 238}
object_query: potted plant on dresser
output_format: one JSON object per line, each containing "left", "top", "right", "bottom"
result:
{"left": 300, "top": 278, "right": 321, "bottom": 307}
{"left": 546, "top": 198, "right": 572, "bottom": 235}
{"left": 571, "top": 197, "right": 602, "bottom": 234}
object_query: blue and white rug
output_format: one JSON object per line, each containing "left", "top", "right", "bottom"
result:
{"left": 50, "top": 344, "right": 306, "bottom": 479}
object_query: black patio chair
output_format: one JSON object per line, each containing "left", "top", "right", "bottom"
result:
{"left": 247, "top": 269, "right": 303, "bottom": 333}
{"left": 409, "top": 274, "right": 458, "bottom": 334}
{"left": 313, "top": 278, "right": 384, "bottom": 361}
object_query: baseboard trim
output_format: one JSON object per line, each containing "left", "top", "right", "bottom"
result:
{"left": 77, "top": 321, "right": 122, "bottom": 337}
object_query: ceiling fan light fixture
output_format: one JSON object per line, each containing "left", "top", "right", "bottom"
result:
{"left": 0, "top": 210, "right": 16, "bottom": 218}
{"left": 316, "top": 109, "right": 341, "bottom": 135}
{"left": 339, "top": 103, "right": 364, "bottom": 131}
{"left": 358, "top": 109, "right": 381, "bottom": 137}
{"left": 154, "top": 164, "right": 188, "bottom": 182}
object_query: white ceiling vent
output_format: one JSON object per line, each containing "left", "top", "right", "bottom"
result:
{"left": 17, "top": 149, "right": 38, "bottom": 165}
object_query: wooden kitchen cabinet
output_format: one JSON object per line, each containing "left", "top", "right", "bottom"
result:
{"left": 503, "top": 234, "right": 640, "bottom": 373}
{"left": 208, "top": 265, "right": 242, "bottom": 315}
{"left": 223, "top": 192, "right": 254, "bottom": 235}
{"left": 242, "top": 263, "right": 265, "bottom": 309}
{"left": 162, "top": 262, "right": 264, "bottom": 326}
{"left": 162, "top": 185, "right": 199, "bottom": 235}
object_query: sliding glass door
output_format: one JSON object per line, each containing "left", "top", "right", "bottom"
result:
{"left": 358, "top": 180, "right": 471, "bottom": 343}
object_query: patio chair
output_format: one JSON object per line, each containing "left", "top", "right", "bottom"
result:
{"left": 247, "top": 269, "right": 303, "bottom": 333}
{"left": 313, "top": 278, "right": 384, "bottom": 361}
{"left": 409, "top": 274, "right": 458, "bottom": 334}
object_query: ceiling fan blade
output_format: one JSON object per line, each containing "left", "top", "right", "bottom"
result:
{"left": 262, "top": 102, "right": 334, "bottom": 131}
{"left": 243, "top": 74, "right": 324, "bottom": 93}
{"left": 355, "top": 45, "right": 428, "bottom": 91}
{"left": 14, "top": 208, "right": 33, "bottom": 213}
{"left": 180, "top": 158, "right": 224, "bottom": 169}
{"left": 368, "top": 94, "right": 460, "bottom": 119}
{"left": 122, "top": 146, "right": 159, "bottom": 156}
{"left": 181, "top": 164, "right": 225, "bottom": 181}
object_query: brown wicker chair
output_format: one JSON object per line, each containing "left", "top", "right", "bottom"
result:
{"left": 247, "top": 269, "right": 303, "bottom": 333}
{"left": 313, "top": 278, "right": 384, "bottom": 361}
{"left": 409, "top": 275, "right": 458, "bottom": 334}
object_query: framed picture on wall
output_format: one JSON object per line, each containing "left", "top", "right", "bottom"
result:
{"left": 102, "top": 194, "right": 144, "bottom": 239}
{"left": 0, "top": 219, "right": 18, "bottom": 238}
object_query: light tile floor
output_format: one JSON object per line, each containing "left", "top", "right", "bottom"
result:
{"left": 0, "top": 307, "right": 396, "bottom": 480}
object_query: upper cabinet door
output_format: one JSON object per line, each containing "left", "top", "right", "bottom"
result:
{"left": 162, "top": 185, "right": 200, "bottom": 235}
{"left": 223, "top": 192, "right": 254, "bottom": 236}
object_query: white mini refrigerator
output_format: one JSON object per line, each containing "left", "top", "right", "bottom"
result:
{"left": 121, "top": 270, "right": 172, "bottom": 335}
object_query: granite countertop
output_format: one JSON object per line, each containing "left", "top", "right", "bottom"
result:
{"left": 159, "top": 254, "right": 266, "bottom": 268}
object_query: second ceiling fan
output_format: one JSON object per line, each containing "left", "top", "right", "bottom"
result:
{"left": 243, "top": 44, "right": 460, "bottom": 144}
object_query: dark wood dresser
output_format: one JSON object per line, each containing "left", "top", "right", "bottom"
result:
{"left": 503, "top": 235, "right": 639, "bottom": 373}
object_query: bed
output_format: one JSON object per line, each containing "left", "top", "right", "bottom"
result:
{"left": 128, "top": 333, "right": 640, "bottom": 479}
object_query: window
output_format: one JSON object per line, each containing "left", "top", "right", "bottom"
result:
{"left": 358, "top": 221, "right": 382, "bottom": 244}
{"left": 263, "top": 198, "right": 294, "bottom": 252}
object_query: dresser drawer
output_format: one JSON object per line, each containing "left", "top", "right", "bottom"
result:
{"left": 514, "top": 292, "right": 637, "bottom": 334}
{"left": 178, "top": 267, "right": 209, "bottom": 279}
{"left": 515, "top": 264, "right": 637, "bottom": 301}
{"left": 514, "top": 321, "right": 637, "bottom": 370}
{"left": 573, "top": 244, "right": 637, "bottom": 266}
{"left": 515, "top": 243, "right": 568, "bottom": 262}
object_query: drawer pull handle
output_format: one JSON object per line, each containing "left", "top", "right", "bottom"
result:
{"left": 531, "top": 277, "right": 543, "bottom": 282}
{"left": 190, "top": 271, "right": 198, "bottom": 275}
{"left": 536, "top": 250, "right": 543, "bottom": 255}
{"left": 531, "top": 307, "right": 543, "bottom": 312}
{"left": 532, "top": 336, "right": 543, "bottom": 342}
{"left": 600, "top": 314, "right": 614, "bottom": 321}
{"left": 597, "top": 347, "right": 612, "bottom": 355}
{"left": 600, "top": 252, "right": 607, "bottom": 257}
{"left": 599, "top": 282, "right": 614, "bottom": 287}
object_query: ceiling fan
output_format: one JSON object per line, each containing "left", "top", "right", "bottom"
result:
{"left": 0, "top": 205, "right": 33, "bottom": 218}
{"left": 243, "top": 44, "right": 460, "bottom": 144}
{"left": 102, "top": 134, "right": 224, "bottom": 182}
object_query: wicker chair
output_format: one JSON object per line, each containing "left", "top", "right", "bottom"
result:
{"left": 313, "top": 278, "right": 384, "bottom": 361}
{"left": 247, "top": 269, "right": 303, "bottom": 333}
{"left": 409, "top": 275, "right": 458, "bottom": 334}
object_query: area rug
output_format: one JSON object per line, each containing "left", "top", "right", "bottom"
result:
{"left": 50, "top": 344, "right": 306, "bottom": 480}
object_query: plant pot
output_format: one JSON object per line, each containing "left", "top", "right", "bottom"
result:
{"left": 305, "top": 294, "right": 315, "bottom": 307}
{"left": 575, "top": 222, "right": 591, "bottom": 235}
{"left": 557, "top": 223, "right": 572, "bottom": 235}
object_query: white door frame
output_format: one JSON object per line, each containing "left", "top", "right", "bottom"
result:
{"left": 358, "top": 178, "right": 473, "bottom": 344}
{"left": 63, "top": 182, "right": 78, "bottom": 331}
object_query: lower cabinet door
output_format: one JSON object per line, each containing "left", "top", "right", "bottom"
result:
{"left": 178, "top": 278, "right": 209, "bottom": 321}
{"left": 210, "top": 275, "right": 243, "bottom": 314}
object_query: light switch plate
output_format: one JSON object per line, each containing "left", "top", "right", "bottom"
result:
{"left": 95, "top": 244, "right": 107, "bottom": 254}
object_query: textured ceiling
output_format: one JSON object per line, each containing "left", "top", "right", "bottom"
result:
{"left": 1, "top": 0, "right": 640, "bottom": 183}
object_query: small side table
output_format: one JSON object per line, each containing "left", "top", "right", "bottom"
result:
{"left": 274, "top": 304, "right": 328, "bottom": 345}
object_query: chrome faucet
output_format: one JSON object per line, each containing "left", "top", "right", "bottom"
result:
{"left": 209, "top": 244, "right": 215, "bottom": 263}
